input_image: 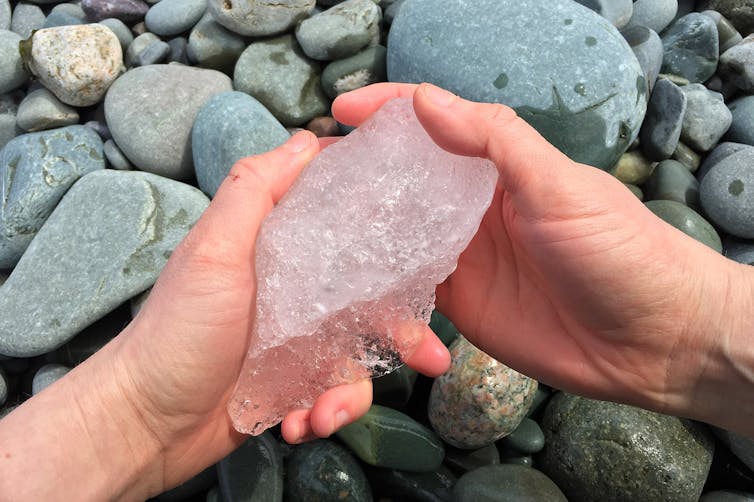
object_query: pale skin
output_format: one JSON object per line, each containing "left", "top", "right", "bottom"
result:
{"left": 1, "top": 82, "right": 753, "bottom": 500}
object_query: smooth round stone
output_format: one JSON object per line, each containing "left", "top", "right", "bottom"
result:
{"left": 83, "top": 120, "right": 111, "bottom": 141}
{"left": 99, "top": 18, "right": 133, "bottom": 52}
{"left": 646, "top": 199, "right": 722, "bottom": 252}
{"left": 0, "top": 125, "right": 105, "bottom": 268}
{"left": 145, "top": 0, "right": 206, "bottom": 36}
{"left": 625, "top": 183, "right": 643, "bottom": 200}
{"left": 643, "top": 159, "right": 700, "bottom": 209}
{"left": 622, "top": 26, "right": 662, "bottom": 92}
{"left": 0, "top": 30, "right": 27, "bottom": 94}
{"left": 672, "top": 141, "right": 701, "bottom": 172}
{"left": 47, "top": 304, "right": 131, "bottom": 365}
{"left": 31, "top": 363, "right": 70, "bottom": 394}
{"left": 22, "top": 25, "right": 123, "bottom": 107}
{"left": 134, "top": 40, "right": 170, "bottom": 66}
{"left": 234, "top": 35, "right": 329, "bottom": 126}
{"left": 364, "top": 464, "right": 455, "bottom": 501}
{"left": 702, "top": 10, "right": 743, "bottom": 53}
{"left": 192, "top": 91, "right": 288, "bottom": 197}
{"left": 217, "top": 432, "right": 284, "bottom": 502}
{"left": 295, "top": 0, "right": 381, "bottom": 61}
{"left": 285, "top": 440, "right": 372, "bottom": 502}
{"left": 453, "top": 465, "right": 567, "bottom": 502}
{"left": 167, "top": 37, "right": 190, "bottom": 64}
{"left": 103, "top": 139, "right": 132, "bottom": 170}
{"left": 715, "top": 428, "right": 754, "bottom": 473}
{"left": 706, "top": 0, "right": 754, "bottom": 35}
{"left": 81, "top": 0, "right": 149, "bottom": 23}
{"left": 16, "top": 88, "right": 79, "bottom": 132}
{"left": 699, "top": 143, "right": 751, "bottom": 182}
{"left": 539, "top": 392, "right": 714, "bottom": 502}
{"left": 389, "top": 0, "right": 646, "bottom": 170}
{"left": 720, "top": 34, "right": 754, "bottom": 92}
{"left": 498, "top": 417, "right": 545, "bottom": 455}
{"left": 726, "top": 95, "right": 754, "bottom": 146}
{"left": 445, "top": 444, "right": 500, "bottom": 475}
{"left": 610, "top": 147, "right": 655, "bottom": 184}
{"left": 680, "top": 84, "right": 732, "bottom": 152}
{"left": 187, "top": 13, "right": 246, "bottom": 74}
{"left": 624, "top": 0, "right": 677, "bottom": 33}
{"left": 724, "top": 236, "right": 754, "bottom": 265}
{"left": 105, "top": 64, "right": 232, "bottom": 179}
{"left": 661, "top": 13, "right": 719, "bottom": 84}
{"left": 0, "top": 170, "right": 209, "bottom": 357}
{"left": 125, "top": 32, "right": 159, "bottom": 67}
{"left": 383, "top": 0, "right": 404, "bottom": 25}
{"left": 701, "top": 490, "right": 754, "bottom": 502}
{"left": 0, "top": 0, "right": 9, "bottom": 30}
{"left": 573, "top": 0, "right": 632, "bottom": 28}
{"left": 43, "top": 10, "right": 85, "bottom": 28}
{"left": 640, "top": 78, "right": 687, "bottom": 161}
{"left": 154, "top": 466, "right": 217, "bottom": 501}
{"left": 11, "top": 3, "right": 45, "bottom": 39}
{"left": 207, "top": 0, "right": 314, "bottom": 37}
{"left": 700, "top": 148, "right": 754, "bottom": 239}
{"left": 321, "top": 44, "right": 387, "bottom": 99}
{"left": 428, "top": 336, "right": 537, "bottom": 450}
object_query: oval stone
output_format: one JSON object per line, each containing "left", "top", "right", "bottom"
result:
{"left": 700, "top": 147, "right": 754, "bottom": 239}
{"left": 453, "top": 465, "right": 567, "bottom": 502}
{"left": 645, "top": 199, "right": 722, "bottom": 252}
{"left": 192, "top": 91, "right": 289, "bottom": 197}
{"left": 0, "top": 30, "right": 27, "bottom": 94}
{"left": 660, "top": 13, "right": 719, "bottom": 84}
{"left": 31, "top": 363, "right": 70, "bottom": 394}
{"left": 145, "top": 0, "right": 207, "bottom": 37}
{"left": 105, "top": 64, "right": 232, "bottom": 179}
{"left": 217, "top": 432, "right": 283, "bottom": 502}
{"left": 388, "top": 0, "right": 646, "bottom": 170}
{"left": 207, "top": 0, "right": 314, "bottom": 37}
{"left": 725, "top": 95, "right": 754, "bottom": 147}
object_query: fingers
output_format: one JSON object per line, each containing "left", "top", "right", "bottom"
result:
{"left": 318, "top": 136, "right": 340, "bottom": 149}
{"left": 401, "top": 324, "right": 451, "bottom": 377}
{"left": 332, "top": 82, "right": 418, "bottom": 126}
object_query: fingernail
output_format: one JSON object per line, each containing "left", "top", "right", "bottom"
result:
{"left": 285, "top": 131, "right": 312, "bottom": 153}
{"left": 423, "top": 84, "right": 456, "bottom": 107}
{"left": 333, "top": 410, "right": 350, "bottom": 432}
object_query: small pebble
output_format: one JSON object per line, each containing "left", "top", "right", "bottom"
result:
{"left": 574, "top": 0, "right": 632, "bottom": 28}
{"left": 646, "top": 199, "right": 722, "bottom": 252}
{"left": 622, "top": 26, "right": 663, "bottom": 92}
{"left": 81, "top": 0, "right": 149, "bottom": 23}
{"left": 145, "top": 0, "right": 207, "bottom": 37}
{"left": 680, "top": 83, "right": 732, "bottom": 152}
{"left": 104, "top": 139, "right": 133, "bottom": 170}
{"left": 167, "top": 37, "right": 190, "bottom": 65}
{"left": 640, "top": 78, "right": 687, "bottom": 161}
{"left": 719, "top": 34, "right": 754, "bottom": 92}
{"left": 134, "top": 40, "right": 171, "bottom": 66}
{"left": 0, "top": 30, "right": 27, "bottom": 94}
{"left": 701, "top": 10, "right": 743, "bottom": 53}
{"left": 700, "top": 147, "right": 754, "bottom": 239}
{"left": 624, "top": 0, "right": 678, "bottom": 33}
{"left": 207, "top": 0, "right": 315, "bottom": 37}
{"left": 16, "top": 88, "right": 79, "bottom": 132}
{"left": 609, "top": 149, "right": 655, "bottom": 185}
{"left": 321, "top": 45, "right": 387, "bottom": 99}
{"left": 643, "top": 159, "right": 700, "bottom": 210}
{"left": 10, "top": 3, "right": 44, "bottom": 38}
{"left": 31, "top": 363, "right": 70, "bottom": 395}
{"left": 305, "top": 116, "right": 339, "bottom": 137}
{"left": 661, "top": 13, "right": 719, "bottom": 83}
{"left": 672, "top": 141, "right": 701, "bottom": 172}
{"left": 186, "top": 13, "right": 246, "bottom": 74}
{"left": 99, "top": 18, "right": 134, "bottom": 53}
{"left": 725, "top": 95, "right": 754, "bottom": 146}
{"left": 125, "top": 31, "right": 160, "bottom": 67}
{"left": 295, "top": 0, "right": 381, "bottom": 60}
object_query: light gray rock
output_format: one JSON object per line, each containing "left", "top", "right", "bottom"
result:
{"left": 234, "top": 35, "right": 329, "bottom": 126}
{"left": 105, "top": 64, "right": 233, "bottom": 179}
{"left": 640, "top": 78, "right": 687, "bottom": 161}
{"left": 134, "top": 40, "right": 170, "bottom": 66}
{"left": 99, "top": 18, "right": 134, "bottom": 53}
{"left": 574, "top": 0, "right": 632, "bottom": 28}
{"left": 622, "top": 26, "right": 663, "bottom": 92}
{"left": 0, "top": 125, "right": 105, "bottom": 269}
{"left": 31, "top": 363, "right": 70, "bottom": 394}
{"left": 43, "top": 4, "right": 86, "bottom": 29}
{"left": 16, "top": 88, "right": 80, "bottom": 132}
{"left": 624, "top": 0, "right": 678, "bottom": 33}
{"left": 680, "top": 84, "right": 732, "bottom": 152}
{"left": 700, "top": 147, "right": 754, "bottom": 238}
{"left": 125, "top": 32, "right": 159, "bottom": 67}
{"left": 11, "top": 3, "right": 45, "bottom": 38}
{"left": 0, "top": 170, "right": 209, "bottom": 357}
{"left": 167, "top": 37, "right": 190, "bottom": 64}
{"left": 720, "top": 34, "right": 754, "bottom": 92}
{"left": 103, "top": 139, "right": 132, "bottom": 170}
{"left": 187, "top": 12, "right": 246, "bottom": 74}
{"left": 0, "top": 30, "right": 27, "bottom": 94}
{"left": 725, "top": 95, "right": 754, "bottom": 146}
{"left": 0, "top": 91, "right": 23, "bottom": 150}
{"left": 0, "top": 0, "right": 10, "bottom": 30}
{"left": 724, "top": 235, "right": 754, "bottom": 265}
{"left": 207, "top": 0, "right": 315, "bottom": 37}
{"left": 145, "top": 0, "right": 207, "bottom": 36}
{"left": 0, "top": 370, "right": 5, "bottom": 406}
{"left": 698, "top": 142, "right": 750, "bottom": 182}
{"left": 192, "top": 91, "right": 288, "bottom": 197}
{"left": 295, "top": 0, "right": 381, "bottom": 60}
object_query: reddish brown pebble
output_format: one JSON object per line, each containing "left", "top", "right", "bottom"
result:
{"left": 305, "top": 116, "right": 340, "bottom": 137}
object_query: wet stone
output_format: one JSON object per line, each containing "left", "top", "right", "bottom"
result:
{"left": 643, "top": 159, "right": 700, "bottom": 210}
{"left": 453, "top": 465, "right": 568, "bottom": 502}
{"left": 640, "top": 78, "right": 687, "bottom": 161}
{"left": 660, "top": 13, "right": 719, "bottom": 84}
{"left": 497, "top": 417, "right": 545, "bottom": 455}
{"left": 217, "top": 432, "right": 284, "bottom": 502}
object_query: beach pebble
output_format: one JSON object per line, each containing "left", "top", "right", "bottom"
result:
{"left": 207, "top": 0, "right": 315, "bottom": 37}
{"left": 321, "top": 45, "right": 387, "bottom": 99}
{"left": 10, "top": 3, "right": 44, "bottom": 38}
{"left": 81, "top": 0, "right": 150, "bottom": 24}
{"left": 643, "top": 159, "right": 700, "bottom": 209}
{"left": 99, "top": 18, "right": 133, "bottom": 52}
{"left": 624, "top": 0, "right": 678, "bottom": 33}
{"left": 702, "top": 9, "right": 743, "bottom": 53}
{"left": 660, "top": 13, "right": 719, "bottom": 83}
{"left": 187, "top": 13, "right": 246, "bottom": 74}
{"left": 16, "top": 88, "right": 80, "bottom": 132}
{"left": 719, "top": 34, "right": 754, "bottom": 92}
{"left": 133, "top": 40, "right": 170, "bottom": 66}
{"left": 295, "top": 0, "right": 381, "bottom": 60}
{"left": 574, "top": 0, "right": 632, "bottom": 28}
{"left": 145, "top": 0, "right": 207, "bottom": 37}
{"left": 646, "top": 199, "right": 722, "bottom": 252}
{"left": 700, "top": 146, "right": 754, "bottom": 239}
{"left": 680, "top": 83, "right": 732, "bottom": 152}
{"left": 622, "top": 26, "right": 663, "bottom": 92}
{"left": 31, "top": 363, "right": 70, "bottom": 394}
{"left": 0, "top": 30, "right": 27, "bottom": 94}
{"left": 640, "top": 78, "right": 687, "bottom": 161}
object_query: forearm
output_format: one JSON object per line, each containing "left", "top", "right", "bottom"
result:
{"left": 0, "top": 335, "right": 163, "bottom": 501}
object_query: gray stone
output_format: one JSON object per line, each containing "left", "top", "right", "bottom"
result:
{"left": 16, "top": 88, "right": 79, "bottom": 132}
{"left": 701, "top": 10, "right": 743, "bottom": 53}
{"left": 726, "top": 95, "right": 754, "bottom": 146}
{"left": 643, "top": 159, "right": 700, "bottom": 210}
{"left": 234, "top": 35, "right": 329, "bottom": 126}
{"left": 706, "top": 0, "right": 754, "bottom": 36}
{"left": 700, "top": 147, "right": 754, "bottom": 239}
{"left": 574, "top": 0, "right": 632, "bottom": 28}
{"left": 81, "top": 0, "right": 149, "bottom": 24}
{"left": 0, "top": 170, "right": 209, "bottom": 357}
{"left": 723, "top": 235, "right": 754, "bottom": 265}
{"left": 383, "top": 0, "right": 404, "bottom": 25}
{"left": 192, "top": 91, "right": 288, "bottom": 198}
{"left": 661, "top": 13, "right": 719, "bottom": 84}
{"left": 672, "top": 141, "right": 701, "bottom": 172}
{"left": 680, "top": 84, "right": 732, "bottom": 152}
{"left": 453, "top": 465, "right": 567, "bottom": 502}
{"left": 105, "top": 64, "right": 232, "bottom": 179}
{"left": 43, "top": 10, "right": 85, "bottom": 28}
{"left": 0, "top": 91, "right": 23, "bottom": 151}
{"left": 321, "top": 45, "right": 387, "bottom": 99}
{"left": 125, "top": 32, "right": 160, "bottom": 67}
{"left": 187, "top": 12, "right": 246, "bottom": 74}
{"left": 134, "top": 40, "right": 170, "bottom": 66}
{"left": 217, "top": 432, "right": 284, "bottom": 502}
{"left": 540, "top": 392, "right": 714, "bottom": 502}
{"left": 388, "top": 0, "right": 646, "bottom": 170}
{"left": 0, "top": 30, "right": 27, "bottom": 94}
{"left": 11, "top": 3, "right": 45, "bottom": 39}
{"left": 295, "top": 0, "right": 381, "bottom": 60}
{"left": 714, "top": 428, "right": 754, "bottom": 472}
{"left": 103, "top": 139, "right": 132, "bottom": 170}
{"left": 720, "top": 34, "right": 754, "bottom": 92}
{"left": 624, "top": 0, "right": 677, "bottom": 33}
{"left": 207, "top": 0, "right": 315, "bottom": 37}
{"left": 640, "top": 78, "right": 687, "bottom": 161}
{"left": 646, "top": 199, "right": 722, "bottom": 252}
{"left": 167, "top": 37, "right": 190, "bottom": 65}
{"left": 83, "top": 120, "right": 110, "bottom": 141}
{"left": 99, "top": 18, "right": 134, "bottom": 53}
{"left": 145, "top": 0, "right": 207, "bottom": 37}
{"left": 0, "top": 125, "right": 105, "bottom": 269}
{"left": 622, "top": 26, "right": 663, "bottom": 92}
{"left": 699, "top": 142, "right": 752, "bottom": 182}
{"left": 700, "top": 490, "right": 754, "bottom": 502}
{"left": 0, "top": 0, "right": 9, "bottom": 30}
{"left": 31, "top": 363, "right": 70, "bottom": 394}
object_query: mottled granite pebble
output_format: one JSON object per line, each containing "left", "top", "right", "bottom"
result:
{"left": 192, "top": 91, "right": 288, "bottom": 197}
{"left": 16, "top": 88, "right": 79, "bottom": 132}
{"left": 296, "top": 0, "right": 381, "bottom": 60}
{"left": 145, "top": 0, "right": 207, "bottom": 37}
{"left": 321, "top": 45, "right": 386, "bottom": 99}
{"left": 234, "top": 35, "right": 329, "bottom": 126}
{"left": 105, "top": 64, "right": 232, "bottom": 179}
{"left": 680, "top": 83, "right": 731, "bottom": 152}
{"left": 0, "top": 30, "right": 27, "bottom": 94}
{"left": 31, "top": 363, "right": 70, "bottom": 394}
{"left": 0, "top": 170, "right": 209, "bottom": 357}
{"left": 428, "top": 336, "right": 537, "bottom": 449}
{"left": 661, "top": 13, "right": 719, "bottom": 83}
{"left": 0, "top": 125, "right": 105, "bottom": 268}
{"left": 187, "top": 13, "right": 246, "bottom": 74}
{"left": 640, "top": 78, "right": 687, "bottom": 161}
{"left": 81, "top": 0, "right": 149, "bottom": 23}
{"left": 624, "top": 0, "right": 677, "bottom": 33}
{"left": 23, "top": 25, "right": 123, "bottom": 107}
{"left": 720, "top": 34, "right": 754, "bottom": 92}
{"left": 207, "top": 0, "right": 315, "bottom": 37}
{"left": 700, "top": 146, "right": 754, "bottom": 239}
{"left": 11, "top": 3, "right": 45, "bottom": 38}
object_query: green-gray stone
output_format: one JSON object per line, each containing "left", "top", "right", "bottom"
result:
{"left": 660, "top": 13, "right": 719, "bottom": 83}
{"left": 498, "top": 418, "right": 545, "bottom": 454}
{"left": 453, "top": 465, "right": 567, "bottom": 502}
{"left": 539, "top": 392, "right": 714, "bottom": 502}
{"left": 643, "top": 159, "right": 700, "bottom": 210}
{"left": 284, "top": 439, "right": 372, "bottom": 502}
{"left": 645, "top": 199, "right": 722, "bottom": 252}
{"left": 372, "top": 364, "right": 417, "bottom": 409}
{"left": 217, "top": 432, "right": 283, "bottom": 502}
{"left": 428, "top": 310, "right": 459, "bottom": 346}
{"left": 363, "top": 464, "right": 455, "bottom": 502}
{"left": 624, "top": 183, "right": 644, "bottom": 200}
{"left": 499, "top": 453, "right": 534, "bottom": 467}
{"left": 445, "top": 444, "right": 500, "bottom": 475}
{"left": 321, "top": 45, "right": 387, "bottom": 99}
{"left": 336, "top": 404, "right": 445, "bottom": 472}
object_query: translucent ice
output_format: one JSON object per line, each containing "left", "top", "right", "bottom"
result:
{"left": 228, "top": 98, "right": 498, "bottom": 435}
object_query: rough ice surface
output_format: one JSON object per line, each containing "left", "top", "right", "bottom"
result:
{"left": 228, "top": 98, "right": 498, "bottom": 435}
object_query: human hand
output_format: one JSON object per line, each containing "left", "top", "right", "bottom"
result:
{"left": 333, "top": 83, "right": 754, "bottom": 435}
